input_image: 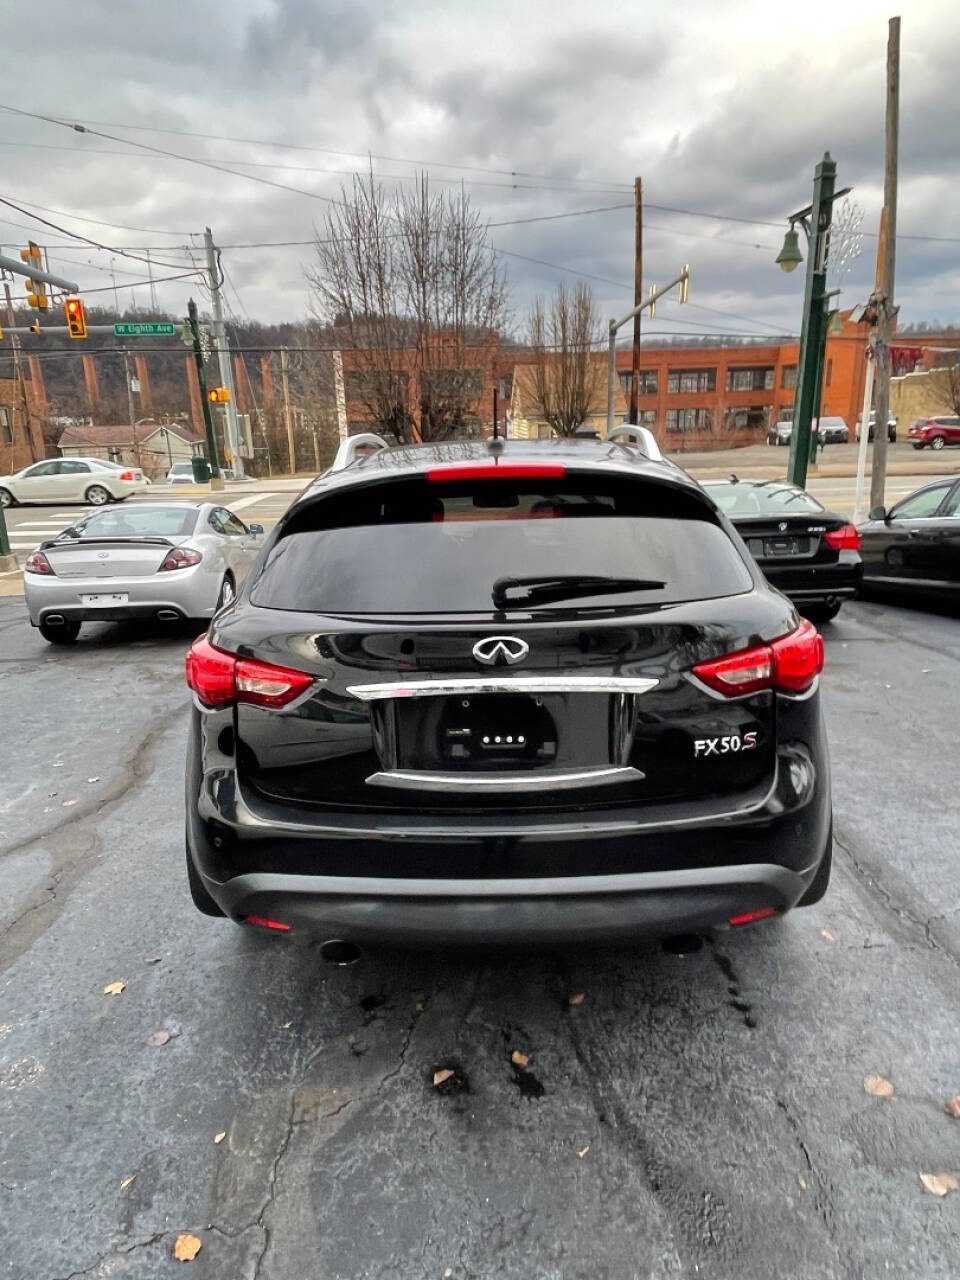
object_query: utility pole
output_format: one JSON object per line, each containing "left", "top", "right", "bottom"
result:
{"left": 203, "top": 228, "right": 244, "bottom": 478}
{"left": 187, "top": 298, "right": 223, "bottom": 489}
{"left": 280, "top": 347, "right": 296, "bottom": 473}
{"left": 121, "top": 349, "right": 141, "bottom": 467}
{"left": 870, "top": 16, "right": 900, "bottom": 514}
{"left": 629, "top": 177, "right": 643, "bottom": 425}
{"left": 3, "top": 280, "right": 38, "bottom": 464}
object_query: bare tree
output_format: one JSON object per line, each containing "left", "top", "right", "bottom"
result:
{"left": 928, "top": 356, "right": 960, "bottom": 416}
{"left": 306, "top": 171, "right": 507, "bottom": 443}
{"left": 528, "top": 282, "right": 604, "bottom": 436}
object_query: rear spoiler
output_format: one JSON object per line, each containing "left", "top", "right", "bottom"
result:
{"left": 40, "top": 536, "right": 174, "bottom": 550}
{"left": 607, "top": 425, "right": 664, "bottom": 462}
{"left": 328, "top": 433, "right": 389, "bottom": 473}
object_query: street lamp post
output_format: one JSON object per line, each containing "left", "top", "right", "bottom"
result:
{"left": 776, "top": 153, "right": 851, "bottom": 489}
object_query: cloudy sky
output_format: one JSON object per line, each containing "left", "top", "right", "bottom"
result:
{"left": 1, "top": 0, "right": 957, "bottom": 341}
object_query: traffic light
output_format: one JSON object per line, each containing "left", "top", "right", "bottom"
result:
{"left": 208, "top": 387, "right": 231, "bottom": 404}
{"left": 64, "top": 297, "right": 88, "bottom": 339}
{"left": 20, "top": 242, "right": 47, "bottom": 310}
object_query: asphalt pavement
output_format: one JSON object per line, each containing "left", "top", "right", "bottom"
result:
{"left": 1, "top": 594, "right": 959, "bottom": 1279}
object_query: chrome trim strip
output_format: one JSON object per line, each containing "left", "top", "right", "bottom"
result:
{"left": 347, "top": 675, "right": 659, "bottom": 701}
{"left": 365, "top": 765, "right": 645, "bottom": 793}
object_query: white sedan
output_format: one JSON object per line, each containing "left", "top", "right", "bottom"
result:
{"left": 0, "top": 457, "right": 148, "bottom": 507}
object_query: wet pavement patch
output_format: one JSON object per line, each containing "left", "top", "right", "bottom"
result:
{"left": 430, "top": 1062, "right": 470, "bottom": 1097}
{"left": 711, "top": 947, "right": 757, "bottom": 1028}
{"left": 510, "top": 1064, "right": 546, "bottom": 1100}
{"left": 359, "top": 992, "right": 387, "bottom": 1013}
{"left": 662, "top": 933, "right": 704, "bottom": 956}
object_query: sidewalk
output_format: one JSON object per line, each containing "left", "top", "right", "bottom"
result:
{"left": 666, "top": 441, "right": 960, "bottom": 479}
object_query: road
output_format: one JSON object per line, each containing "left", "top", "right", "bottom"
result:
{"left": 1, "top": 584, "right": 959, "bottom": 1277}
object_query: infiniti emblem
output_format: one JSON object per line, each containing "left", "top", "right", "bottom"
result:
{"left": 778, "top": 521, "right": 788, "bottom": 532}
{"left": 472, "top": 635, "right": 529, "bottom": 667}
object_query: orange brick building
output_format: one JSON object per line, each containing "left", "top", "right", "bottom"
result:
{"left": 0, "top": 373, "right": 44, "bottom": 474}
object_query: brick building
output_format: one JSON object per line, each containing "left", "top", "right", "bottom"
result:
{"left": 0, "top": 374, "right": 44, "bottom": 475}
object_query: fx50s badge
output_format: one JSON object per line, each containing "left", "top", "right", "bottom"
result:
{"left": 694, "top": 732, "right": 758, "bottom": 758}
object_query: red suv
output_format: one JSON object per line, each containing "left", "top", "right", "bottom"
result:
{"left": 908, "top": 416, "right": 960, "bottom": 450}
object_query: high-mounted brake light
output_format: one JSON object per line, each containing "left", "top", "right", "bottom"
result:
{"left": 24, "top": 551, "right": 55, "bottom": 576}
{"left": 692, "top": 619, "right": 823, "bottom": 698}
{"left": 185, "top": 636, "right": 315, "bottom": 709}
{"left": 159, "top": 547, "right": 203, "bottom": 571}
{"left": 824, "top": 523, "right": 860, "bottom": 551}
{"left": 427, "top": 463, "right": 566, "bottom": 483}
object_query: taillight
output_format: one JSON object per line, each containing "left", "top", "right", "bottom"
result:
{"left": 427, "top": 464, "right": 566, "bottom": 482}
{"left": 692, "top": 619, "right": 823, "bottom": 697}
{"left": 242, "top": 915, "right": 291, "bottom": 932}
{"left": 119, "top": 470, "right": 135, "bottom": 481}
{"left": 24, "top": 551, "right": 54, "bottom": 575}
{"left": 185, "top": 636, "right": 314, "bottom": 709}
{"left": 729, "top": 907, "right": 778, "bottom": 926}
{"left": 159, "top": 547, "right": 203, "bottom": 571}
{"left": 824, "top": 523, "right": 860, "bottom": 551}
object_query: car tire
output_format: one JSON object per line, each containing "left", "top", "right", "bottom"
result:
{"left": 931, "top": 435, "right": 946, "bottom": 451}
{"left": 0, "top": 487, "right": 16, "bottom": 509}
{"left": 215, "top": 575, "right": 236, "bottom": 612}
{"left": 912, "top": 442, "right": 925, "bottom": 450}
{"left": 186, "top": 845, "right": 226, "bottom": 916}
{"left": 39, "top": 619, "right": 81, "bottom": 644}
{"left": 796, "top": 838, "right": 832, "bottom": 907}
{"left": 85, "top": 484, "right": 112, "bottom": 506}
{"left": 803, "top": 601, "right": 842, "bottom": 625}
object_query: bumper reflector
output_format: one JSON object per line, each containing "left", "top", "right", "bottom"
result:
{"left": 242, "top": 915, "right": 291, "bottom": 932}
{"left": 728, "top": 907, "right": 778, "bottom": 927}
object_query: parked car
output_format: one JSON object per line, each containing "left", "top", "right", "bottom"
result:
{"left": 0, "top": 457, "right": 148, "bottom": 507}
{"left": 768, "top": 420, "right": 793, "bottom": 446}
{"left": 703, "top": 478, "right": 861, "bottom": 623}
{"left": 24, "top": 502, "right": 264, "bottom": 644}
{"left": 816, "top": 416, "right": 849, "bottom": 445}
{"left": 166, "top": 461, "right": 197, "bottom": 484}
{"left": 907, "top": 415, "right": 960, "bottom": 450}
{"left": 184, "top": 438, "right": 831, "bottom": 947}
{"left": 858, "top": 478, "right": 960, "bottom": 597}
{"left": 855, "top": 411, "right": 897, "bottom": 443}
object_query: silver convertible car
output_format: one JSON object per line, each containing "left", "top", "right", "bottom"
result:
{"left": 24, "top": 502, "right": 264, "bottom": 644}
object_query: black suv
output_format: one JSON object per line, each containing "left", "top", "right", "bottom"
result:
{"left": 184, "top": 439, "right": 831, "bottom": 947}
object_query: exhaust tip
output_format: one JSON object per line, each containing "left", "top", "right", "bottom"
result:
{"left": 45, "top": 614, "right": 65, "bottom": 626}
{"left": 156, "top": 609, "right": 180, "bottom": 622}
{"left": 319, "top": 939, "right": 363, "bottom": 966}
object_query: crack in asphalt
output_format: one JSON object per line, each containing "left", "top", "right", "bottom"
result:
{"left": 51, "top": 1231, "right": 168, "bottom": 1280}
{"left": 773, "top": 1099, "right": 855, "bottom": 1278}
{"left": 249, "top": 1093, "right": 298, "bottom": 1280}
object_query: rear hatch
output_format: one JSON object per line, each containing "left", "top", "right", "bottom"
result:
{"left": 225, "top": 465, "right": 779, "bottom": 816}
{"left": 42, "top": 537, "right": 176, "bottom": 579}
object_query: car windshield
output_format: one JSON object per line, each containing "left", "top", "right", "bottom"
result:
{"left": 706, "top": 482, "right": 823, "bottom": 517}
{"left": 63, "top": 506, "right": 199, "bottom": 539}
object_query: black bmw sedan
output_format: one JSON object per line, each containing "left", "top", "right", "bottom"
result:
{"left": 184, "top": 439, "right": 831, "bottom": 949}
{"left": 858, "top": 477, "right": 960, "bottom": 597}
{"left": 703, "top": 479, "right": 862, "bottom": 624}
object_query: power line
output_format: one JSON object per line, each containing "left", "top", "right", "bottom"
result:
{"left": 0, "top": 196, "right": 198, "bottom": 271}
{"left": 0, "top": 192, "right": 191, "bottom": 237}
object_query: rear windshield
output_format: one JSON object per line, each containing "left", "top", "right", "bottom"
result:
{"left": 67, "top": 506, "right": 199, "bottom": 539}
{"left": 706, "top": 482, "right": 823, "bottom": 517}
{"left": 251, "top": 475, "right": 752, "bottom": 614}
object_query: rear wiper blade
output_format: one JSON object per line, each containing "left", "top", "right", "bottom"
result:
{"left": 492, "top": 574, "right": 665, "bottom": 608}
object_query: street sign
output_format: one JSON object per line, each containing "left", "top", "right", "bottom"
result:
{"left": 114, "top": 322, "right": 177, "bottom": 337}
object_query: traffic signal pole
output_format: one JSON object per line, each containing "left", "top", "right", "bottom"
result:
{"left": 187, "top": 298, "right": 223, "bottom": 490}
{"left": 203, "top": 228, "right": 243, "bottom": 477}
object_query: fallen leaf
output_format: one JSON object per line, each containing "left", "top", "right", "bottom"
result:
{"left": 120, "top": 1175, "right": 136, "bottom": 1190}
{"left": 415, "top": 1000, "right": 425, "bottom": 1013}
{"left": 577, "top": 1145, "right": 590, "bottom": 1158}
{"left": 568, "top": 992, "right": 585, "bottom": 1006}
{"left": 103, "top": 981, "right": 126, "bottom": 996}
{"left": 214, "top": 1131, "right": 226, "bottom": 1144}
{"left": 433, "top": 1068, "right": 455, "bottom": 1087}
{"left": 864, "top": 1074, "right": 894, "bottom": 1099}
{"left": 945, "top": 1097, "right": 960, "bottom": 1119}
{"left": 920, "top": 1172, "right": 958, "bottom": 1197}
{"left": 62, "top": 799, "right": 77, "bottom": 807}
{"left": 799, "top": 1176, "right": 807, "bottom": 1190}
{"left": 173, "top": 1233, "right": 203, "bottom": 1261}
{"left": 280, "top": 1020, "right": 292, "bottom": 1029}
{"left": 87, "top": 776, "right": 101, "bottom": 783}
{"left": 146, "top": 1030, "right": 171, "bottom": 1047}
{"left": 821, "top": 928, "right": 835, "bottom": 942}
{"left": 146, "top": 957, "right": 162, "bottom": 965}
{"left": 511, "top": 1050, "right": 530, "bottom": 1067}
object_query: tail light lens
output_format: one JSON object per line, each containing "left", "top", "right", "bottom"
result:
{"left": 692, "top": 619, "right": 823, "bottom": 697}
{"left": 119, "top": 470, "right": 136, "bottom": 481}
{"left": 159, "top": 547, "right": 203, "bottom": 571}
{"left": 24, "top": 551, "right": 54, "bottom": 575}
{"left": 185, "top": 636, "right": 314, "bottom": 709}
{"left": 824, "top": 523, "right": 860, "bottom": 551}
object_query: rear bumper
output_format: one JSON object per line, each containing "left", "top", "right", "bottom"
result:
{"left": 25, "top": 566, "right": 216, "bottom": 625}
{"left": 761, "top": 555, "right": 862, "bottom": 605}
{"left": 212, "top": 863, "right": 808, "bottom": 946}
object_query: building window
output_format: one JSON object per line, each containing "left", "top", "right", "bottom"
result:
{"left": 0, "top": 405, "right": 12, "bottom": 446}
{"left": 826, "top": 359, "right": 833, "bottom": 387}
{"left": 618, "top": 372, "right": 632, "bottom": 398}
{"left": 639, "top": 409, "right": 656, "bottom": 428}
{"left": 724, "top": 406, "right": 769, "bottom": 430}
{"left": 499, "top": 374, "right": 513, "bottom": 401}
{"left": 667, "top": 368, "right": 716, "bottom": 394}
{"left": 781, "top": 365, "right": 798, "bottom": 389}
{"left": 726, "top": 367, "right": 775, "bottom": 392}
{"left": 619, "top": 370, "right": 658, "bottom": 397}
{"left": 665, "top": 408, "right": 713, "bottom": 433}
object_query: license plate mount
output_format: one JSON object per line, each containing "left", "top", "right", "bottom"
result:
{"left": 80, "top": 593, "right": 129, "bottom": 606}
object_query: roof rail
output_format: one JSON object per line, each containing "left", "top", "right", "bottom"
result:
{"left": 328, "top": 433, "right": 389, "bottom": 472}
{"left": 608, "top": 424, "right": 664, "bottom": 462}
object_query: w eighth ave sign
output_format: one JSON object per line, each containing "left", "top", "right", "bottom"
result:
{"left": 114, "top": 323, "right": 177, "bottom": 336}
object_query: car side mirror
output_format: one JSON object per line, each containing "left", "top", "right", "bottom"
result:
{"left": 248, "top": 522, "right": 264, "bottom": 536}
{"left": 868, "top": 505, "right": 887, "bottom": 522}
